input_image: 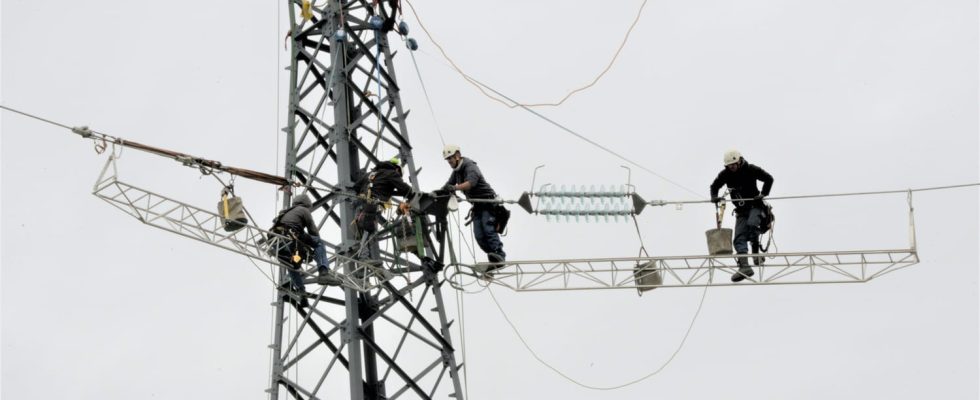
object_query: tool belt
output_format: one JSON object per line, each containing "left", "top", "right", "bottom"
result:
{"left": 269, "top": 225, "right": 313, "bottom": 267}
{"left": 464, "top": 202, "right": 510, "bottom": 234}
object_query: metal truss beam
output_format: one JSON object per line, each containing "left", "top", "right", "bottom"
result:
{"left": 92, "top": 156, "right": 393, "bottom": 293}
{"left": 456, "top": 250, "right": 919, "bottom": 292}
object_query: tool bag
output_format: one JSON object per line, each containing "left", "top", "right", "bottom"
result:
{"left": 491, "top": 204, "right": 510, "bottom": 234}
{"left": 759, "top": 201, "right": 775, "bottom": 234}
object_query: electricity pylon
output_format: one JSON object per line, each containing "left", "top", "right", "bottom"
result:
{"left": 269, "top": 1, "right": 464, "bottom": 398}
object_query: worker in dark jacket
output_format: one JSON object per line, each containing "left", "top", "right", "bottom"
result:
{"left": 352, "top": 158, "right": 415, "bottom": 261}
{"left": 275, "top": 193, "right": 336, "bottom": 289}
{"left": 441, "top": 144, "right": 505, "bottom": 264}
{"left": 710, "top": 150, "right": 774, "bottom": 282}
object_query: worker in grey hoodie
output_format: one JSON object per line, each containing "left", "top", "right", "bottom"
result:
{"left": 274, "top": 193, "right": 338, "bottom": 290}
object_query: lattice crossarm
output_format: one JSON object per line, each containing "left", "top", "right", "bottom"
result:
{"left": 452, "top": 249, "right": 920, "bottom": 292}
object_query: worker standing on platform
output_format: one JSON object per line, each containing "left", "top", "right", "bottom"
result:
{"left": 710, "top": 150, "right": 774, "bottom": 282}
{"left": 441, "top": 144, "right": 506, "bottom": 265}
{"left": 275, "top": 193, "right": 337, "bottom": 289}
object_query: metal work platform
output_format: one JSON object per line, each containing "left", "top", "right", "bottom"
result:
{"left": 452, "top": 249, "right": 919, "bottom": 292}
{"left": 92, "top": 156, "right": 392, "bottom": 292}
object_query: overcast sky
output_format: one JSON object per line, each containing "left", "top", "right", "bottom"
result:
{"left": 2, "top": 0, "right": 978, "bottom": 399}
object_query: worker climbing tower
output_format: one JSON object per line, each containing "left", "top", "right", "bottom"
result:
{"left": 269, "top": 1, "right": 464, "bottom": 398}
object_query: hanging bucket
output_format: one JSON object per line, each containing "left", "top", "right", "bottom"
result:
{"left": 633, "top": 261, "right": 662, "bottom": 294}
{"left": 218, "top": 194, "right": 248, "bottom": 232}
{"left": 705, "top": 228, "right": 733, "bottom": 255}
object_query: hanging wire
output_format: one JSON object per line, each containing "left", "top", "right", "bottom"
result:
{"left": 402, "top": 53, "right": 707, "bottom": 199}
{"left": 453, "top": 255, "right": 472, "bottom": 400}
{"left": 408, "top": 48, "right": 447, "bottom": 146}
{"left": 265, "top": 13, "right": 285, "bottom": 374}
{"left": 442, "top": 211, "right": 489, "bottom": 293}
{"left": 487, "top": 283, "right": 709, "bottom": 390}
{"left": 394, "top": 21, "right": 705, "bottom": 199}
{"left": 276, "top": 0, "right": 284, "bottom": 212}
{"left": 403, "top": 0, "right": 649, "bottom": 108}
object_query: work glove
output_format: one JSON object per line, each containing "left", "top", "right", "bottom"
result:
{"left": 711, "top": 196, "right": 723, "bottom": 204}
{"left": 753, "top": 194, "right": 766, "bottom": 201}
{"left": 442, "top": 183, "right": 456, "bottom": 192}
{"left": 397, "top": 202, "right": 411, "bottom": 215}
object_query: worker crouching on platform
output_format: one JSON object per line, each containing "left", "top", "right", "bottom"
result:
{"left": 710, "top": 150, "right": 774, "bottom": 282}
{"left": 274, "top": 193, "right": 338, "bottom": 290}
{"left": 441, "top": 144, "right": 506, "bottom": 265}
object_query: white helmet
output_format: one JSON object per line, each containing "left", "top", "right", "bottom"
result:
{"left": 723, "top": 149, "right": 742, "bottom": 166}
{"left": 442, "top": 144, "right": 460, "bottom": 159}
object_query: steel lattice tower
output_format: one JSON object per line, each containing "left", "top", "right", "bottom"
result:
{"left": 269, "top": 1, "right": 464, "bottom": 398}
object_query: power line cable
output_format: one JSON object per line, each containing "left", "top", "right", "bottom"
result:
{"left": 404, "top": 0, "right": 649, "bottom": 108}
{"left": 1, "top": 104, "right": 73, "bottom": 130}
{"left": 651, "top": 183, "right": 980, "bottom": 206}
{"left": 402, "top": 0, "right": 699, "bottom": 196}
{"left": 404, "top": 55, "right": 705, "bottom": 198}
{"left": 463, "top": 74, "right": 705, "bottom": 198}
{"left": 408, "top": 49, "right": 447, "bottom": 146}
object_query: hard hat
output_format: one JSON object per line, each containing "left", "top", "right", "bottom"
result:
{"left": 442, "top": 144, "right": 460, "bottom": 159}
{"left": 723, "top": 149, "right": 742, "bottom": 166}
{"left": 389, "top": 156, "right": 401, "bottom": 166}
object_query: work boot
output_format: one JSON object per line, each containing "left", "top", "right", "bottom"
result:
{"left": 316, "top": 268, "right": 343, "bottom": 286}
{"left": 486, "top": 253, "right": 506, "bottom": 273}
{"left": 731, "top": 257, "right": 755, "bottom": 282}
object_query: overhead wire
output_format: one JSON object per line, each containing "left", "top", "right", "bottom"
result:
{"left": 402, "top": 44, "right": 704, "bottom": 198}
{"left": 0, "top": 104, "right": 73, "bottom": 129}
{"left": 447, "top": 71, "right": 705, "bottom": 199}
{"left": 397, "top": 19, "right": 695, "bottom": 380}
{"left": 651, "top": 183, "right": 980, "bottom": 206}
{"left": 401, "top": 0, "right": 705, "bottom": 198}
{"left": 403, "top": 0, "right": 649, "bottom": 108}
{"left": 487, "top": 282, "right": 709, "bottom": 390}
{"left": 0, "top": 104, "right": 295, "bottom": 289}
{"left": 408, "top": 49, "right": 447, "bottom": 146}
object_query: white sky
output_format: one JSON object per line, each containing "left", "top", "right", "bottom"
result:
{"left": 2, "top": 0, "right": 978, "bottom": 399}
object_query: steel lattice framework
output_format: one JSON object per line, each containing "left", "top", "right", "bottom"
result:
{"left": 268, "top": 1, "right": 463, "bottom": 399}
